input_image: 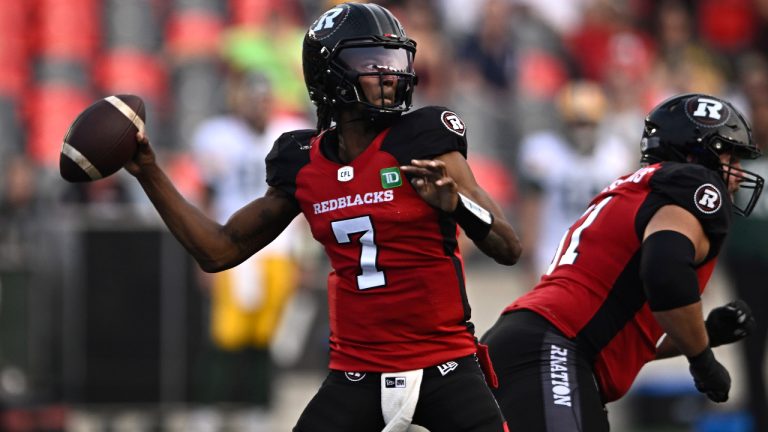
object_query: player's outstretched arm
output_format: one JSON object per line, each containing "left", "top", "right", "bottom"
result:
{"left": 124, "top": 132, "right": 300, "bottom": 272}
{"left": 641, "top": 204, "right": 730, "bottom": 402}
{"left": 400, "top": 152, "right": 522, "bottom": 265}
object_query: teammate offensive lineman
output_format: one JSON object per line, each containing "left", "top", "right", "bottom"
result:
{"left": 124, "top": 3, "right": 521, "bottom": 431}
{"left": 481, "top": 93, "right": 761, "bottom": 431}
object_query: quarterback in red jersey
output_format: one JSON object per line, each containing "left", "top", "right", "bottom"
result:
{"left": 124, "top": 3, "right": 521, "bottom": 431}
{"left": 482, "top": 93, "right": 761, "bottom": 431}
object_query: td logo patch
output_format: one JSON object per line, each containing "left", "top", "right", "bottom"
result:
{"left": 380, "top": 167, "right": 402, "bottom": 189}
{"left": 694, "top": 183, "right": 722, "bottom": 214}
{"left": 441, "top": 111, "right": 466, "bottom": 136}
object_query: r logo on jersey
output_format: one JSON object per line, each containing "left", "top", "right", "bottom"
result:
{"left": 441, "top": 111, "right": 466, "bottom": 136}
{"left": 694, "top": 183, "right": 722, "bottom": 214}
{"left": 686, "top": 97, "right": 729, "bottom": 127}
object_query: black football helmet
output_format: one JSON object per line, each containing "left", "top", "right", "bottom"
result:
{"left": 302, "top": 2, "right": 417, "bottom": 130}
{"left": 641, "top": 93, "right": 764, "bottom": 216}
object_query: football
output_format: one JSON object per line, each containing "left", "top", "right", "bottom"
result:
{"left": 60, "top": 94, "right": 145, "bottom": 182}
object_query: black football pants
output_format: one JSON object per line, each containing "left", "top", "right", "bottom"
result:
{"left": 293, "top": 354, "right": 507, "bottom": 432}
{"left": 481, "top": 310, "right": 610, "bottom": 432}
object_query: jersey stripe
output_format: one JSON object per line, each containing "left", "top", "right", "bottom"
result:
{"left": 576, "top": 252, "right": 646, "bottom": 356}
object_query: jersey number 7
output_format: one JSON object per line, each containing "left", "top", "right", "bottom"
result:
{"left": 331, "top": 215, "right": 386, "bottom": 289}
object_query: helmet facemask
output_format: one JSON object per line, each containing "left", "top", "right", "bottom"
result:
{"left": 328, "top": 38, "right": 417, "bottom": 121}
{"left": 706, "top": 138, "right": 765, "bottom": 216}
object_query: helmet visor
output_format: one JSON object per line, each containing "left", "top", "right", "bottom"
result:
{"left": 336, "top": 46, "right": 415, "bottom": 109}
{"left": 336, "top": 46, "right": 414, "bottom": 74}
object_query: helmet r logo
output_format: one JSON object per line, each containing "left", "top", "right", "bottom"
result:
{"left": 694, "top": 183, "right": 722, "bottom": 214}
{"left": 685, "top": 97, "right": 729, "bottom": 127}
{"left": 312, "top": 8, "right": 343, "bottom": 31}
{"left": 692, "top": 98, "right": 723, "bottom": 120}
{"left": 309, "top": 6, "right": 349, "bottom": 39}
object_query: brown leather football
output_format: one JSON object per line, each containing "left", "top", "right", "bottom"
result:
{"left": 60, "top": 94, "right": 145, "bottom": 182}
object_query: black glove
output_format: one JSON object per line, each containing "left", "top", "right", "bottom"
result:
{"left": 705, "top": 300, "right": 756, "bottom": 347}
{"left": 687, "top": 346, "right": 731, "bottom": 403}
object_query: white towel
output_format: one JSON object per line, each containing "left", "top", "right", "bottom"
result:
{"left": 381, "top": 369, "right": 423, "bottom": 432}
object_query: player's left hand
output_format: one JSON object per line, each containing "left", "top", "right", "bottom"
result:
{"left": 688, "top": 347, "right": 731, "bottom": 403}
{"left": 705, "top": 300, "right": 756, "bottom": 347}
{"left": 400, "top": 159, "right": 458, "bottom": 212}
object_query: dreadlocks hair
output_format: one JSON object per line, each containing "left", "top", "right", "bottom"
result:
{"left": 316, "top": 103, "right": 334, "bottom": 132}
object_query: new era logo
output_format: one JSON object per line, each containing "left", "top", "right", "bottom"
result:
{"left": 385, "top": 377, "right": 407, "bottom": 388}
{"left": 437, "top": 361, "right": 458, "bottom": 376}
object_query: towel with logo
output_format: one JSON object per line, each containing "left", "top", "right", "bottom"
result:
{"left": 381, "top": 369, "right": 423, "bottom": 432}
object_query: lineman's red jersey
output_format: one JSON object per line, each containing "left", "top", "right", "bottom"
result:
{"left": 267, "top": 107, "right": 478, "bottom": 372}
{"left": 505, "top": 162, "right": 731, "bottom": 402}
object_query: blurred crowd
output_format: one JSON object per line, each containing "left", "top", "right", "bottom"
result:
{"left": 3, "top": 0, "right": 768, "bottom": 431}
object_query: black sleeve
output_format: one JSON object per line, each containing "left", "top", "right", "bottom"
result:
{"left": 381, "top": 106, "right": 468, "bottom": 164}
{"left": 640, "top": 230, "right": 702, "bottom": 311}
{"left": 265, "top": 129, "right": 314, "bottom": 198}
{"left": 645, "top": 162, "right": 732, "bottom": 256}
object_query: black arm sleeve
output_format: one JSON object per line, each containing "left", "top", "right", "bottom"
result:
{"left": 640, "top": 230, "right": 701, "bottom": 311}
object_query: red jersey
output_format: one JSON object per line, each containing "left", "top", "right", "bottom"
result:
{"left": 267, "top": 107, "right": 478, "bottom": 372}
{"left": 505, "top": 162, "right": 731, "bottom": 402}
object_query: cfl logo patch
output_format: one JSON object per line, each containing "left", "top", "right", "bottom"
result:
{"left": 385, "top": 377, "right": 406, "bottom": 388}
{"left": 338, "top": 166, "right": 354, "bottom": 182}
{"left": 694, "top": 183, "right": 722, "bottom": 214}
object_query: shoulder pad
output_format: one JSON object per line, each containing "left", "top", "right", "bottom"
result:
{"left": 382, "top": 106, "right": 468, "bottom": 164}
{"left": 266, "top": 129, "right": 314, "bottom": 196}
{"left": 650, "top": 162, "right": 732, "bottom": 234}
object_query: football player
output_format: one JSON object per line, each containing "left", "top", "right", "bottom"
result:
{"left": 481, "top": 93, "right": 761, "bottom": 431}
{"left": 124, "top": 3, "right": 521, "bottom": 431}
